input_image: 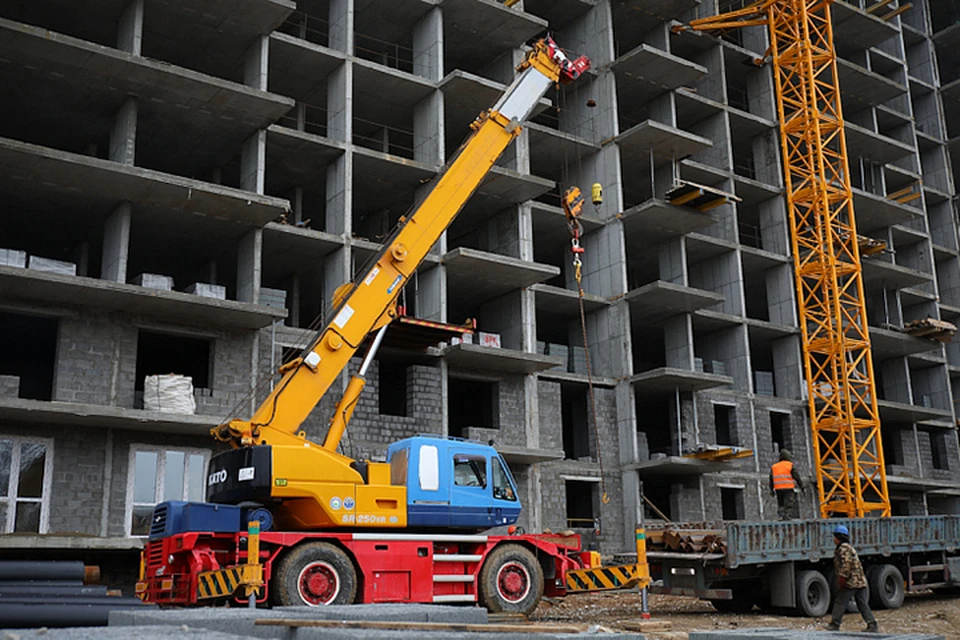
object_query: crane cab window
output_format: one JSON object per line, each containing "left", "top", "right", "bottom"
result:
{"left": 492, "top": 457, "right": 516, "bottom": 502}
{"left": 453, "top": 454, "right": 486, "bottom": 488}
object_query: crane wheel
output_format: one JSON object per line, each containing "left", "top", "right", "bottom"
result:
{"left": 794, "top": 570, "right": 830, "bottom": 617}
{"left": 479, "top": 544, "right": 543, "bottom": 615}
{"left": 867, "top": 564, "right": 904, "bottom": 610}
{"left": 273, "top": 542, "right": 358, "bottom": 606}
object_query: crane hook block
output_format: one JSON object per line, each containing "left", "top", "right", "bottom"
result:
{"left": 562, "top": 186, "right": 584, "bottom": 222}
{"left": 591, "top": 183, "right": 603, "bottom": 206}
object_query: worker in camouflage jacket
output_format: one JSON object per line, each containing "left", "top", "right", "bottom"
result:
{"left": 827, "top": 524, "right": 877, "bottom": 633}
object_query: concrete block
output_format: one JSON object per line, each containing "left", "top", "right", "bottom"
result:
{"left": 0, "top": 248, "right": 26, "bottom": 267}
{"left": 131, "top": 273, "right": 174, "bottom": 290}
{"left": 451, "top": 333, "right": 474, "bottom": 345}
{"left": 0, "top": 374, "right": 20, "bottom": 398}
{"left": 27, "top": 255, "right": 77, "bottom": 276}
{"left": 185, "top": 282, "right": 227, "bottom": 299}
{"left": 260, "top": 287, "right": 287, "bottom": 309}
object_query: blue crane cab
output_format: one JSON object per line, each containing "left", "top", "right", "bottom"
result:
{"left": 387, "top": 436, "right": 521, "bottom": 530}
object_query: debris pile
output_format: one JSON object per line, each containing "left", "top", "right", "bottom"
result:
{"left": 901, "top": 317, "right": 957, "bottom": 343}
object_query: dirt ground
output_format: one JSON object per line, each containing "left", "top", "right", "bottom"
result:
{"left": 531, "top": 591, "right": 960, "bottom": 639}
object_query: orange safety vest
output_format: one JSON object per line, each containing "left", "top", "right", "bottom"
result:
{"left": 771, "top": 460, "right": 796, "bottom": 490}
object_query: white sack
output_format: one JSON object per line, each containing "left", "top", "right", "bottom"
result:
{"left": 144, "top": 374, "right": 197, "bottom": 414}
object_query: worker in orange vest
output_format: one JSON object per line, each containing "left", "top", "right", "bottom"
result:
{"left": 769, "top": 449, "right": 805, "bottom": 520}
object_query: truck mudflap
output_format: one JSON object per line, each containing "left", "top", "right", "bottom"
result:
{"left": 649, "top": 585, "right": 733, "bottom": 600}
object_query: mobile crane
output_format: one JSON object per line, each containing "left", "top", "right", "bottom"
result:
{"left": 136, "top": 37, "right": 649, "bottom": 614}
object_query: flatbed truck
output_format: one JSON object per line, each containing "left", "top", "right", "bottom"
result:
{"left": 647, "top": 515, "right": 960, "bottom": 617}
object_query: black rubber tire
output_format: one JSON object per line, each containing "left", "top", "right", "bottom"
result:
{"left": 867, "top": 564, "right": 904, "bottom": 610}
{"left": 272, "top": 542, "right": 358, "bottom": 607}
{"left": 479, "top": 544, "right": 544, "bottom": 615}
{"left": 795, "top": 570, "right": 831, "bottom": 617}
{"left": 710, "top": 589, "right": 755, "bottom": 614}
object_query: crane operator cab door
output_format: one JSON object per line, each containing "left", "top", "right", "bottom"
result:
{"left": 388, "top": 436, "right": 521, "bottom": 530}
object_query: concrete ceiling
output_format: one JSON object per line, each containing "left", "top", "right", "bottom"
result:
{"left": 616, "top": 120, "right": 713, "bottom": 179}
{"left": 441, "top": 0, "right": 547, "bottom": 76}
{"left": 611, "top": 45, "right": 706, "bottom": 106}
{"left": 630, "top": 366, "right": 732, "bottom": 393}
{"left": 625, "top": 281, "right": 723, "bottom": 326}
{"left": 832, "top": 1, "right": 899, "bottom": 57}
{"left": 266, "top": 126, "right": 346, "bottom": 195}
{"left": 523, "top": 0, "right": 594, "bottom": 27}
{"left": 837, "top": 58, "right": 907, "bottom": 111}
{"left": 354, "top": 0, "right": 437, "bottom": 47}
{"left": 852, "top": 189, "right": 920, "bottom": 232}
{"left": 620, "top": 199, "right": 718, "bottom": 248}
{"left": 353, "top": 60, "right": 437, "bottom": 129}
{"left": 268, "top": 33, "right": 345, "bottom": 103}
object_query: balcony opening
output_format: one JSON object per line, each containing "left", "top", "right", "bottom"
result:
{"left": 721, "top": 487, "right": 744, "bottom": 520}
{"left": 0, "top": 312, "right": 58, "bottom": 401}
{"left": 715, "top": 403, "right": 737, "bottom": 445}
{"left": 447, "top": 378, "right": 497, "bottom": 438}
{"left": 135, "top": 331, "right": 211, "bottom": 397}
{"left": 378, "top": 360, "right": 408, "bottom": 417}
{"left": 562, "top": 384, "right": 591, "bottom": 460}
{"left": 770, "top": 411, "right": 789, "bottom": 455}
{"left": 565, "top": 480, "right": 596, "bottom": 530}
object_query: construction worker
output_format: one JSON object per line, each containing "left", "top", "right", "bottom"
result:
{"left": 827, "top": 524, "right": 877, "bottom": 633}
{"left": 769, "top": 448, "right": 804, "bottom": 520}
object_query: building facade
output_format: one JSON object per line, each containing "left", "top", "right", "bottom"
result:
{"left": 0, "top": 0, "right": 958, "bottom": 577}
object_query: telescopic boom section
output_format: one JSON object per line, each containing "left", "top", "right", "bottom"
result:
{"left": 679, "top": 0, "right": 890, "bottom": 517}
{"left": 214, "top": 38, "right": 589, "bottom": 450}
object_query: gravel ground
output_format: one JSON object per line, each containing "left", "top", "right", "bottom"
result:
{"left": 531, "top": 591, "right": 960, "bottom": 639}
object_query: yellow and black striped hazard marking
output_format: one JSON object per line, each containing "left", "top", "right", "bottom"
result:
{"left": 565, "top": 563, "right": 640, "bottom": 593}
{"left": 197, "top": 565, "right": 259, "bottom": 601}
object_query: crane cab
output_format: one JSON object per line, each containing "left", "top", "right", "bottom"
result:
{"left": 387, "top": 436, "right": 521, "bottom": 530}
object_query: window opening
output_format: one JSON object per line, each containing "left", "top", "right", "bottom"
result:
{"left": 721, "top": 487, "right": 744, "bottom": 520}
{"left": 128, "top": 447, "right": 207, "bottom": 536}
{"left": 565, "top": 480, "right": 596, "bottom": 529}
{"left": 715, "top": 404, "right": 737, "bottom": 445}
{"left": 135, "top": 331, "right": 211, "bottom": 392}
{"left": 0, "top": 312, "right": 58, "bottom": 400}
{"left": 0, "top": 437, "right": 52, "bottom": 533}
{"left": 447, "top": 378, "right": 497, "bottom": 437}
{"left": 562, "top": 384, "right": 591, "bottom": 460}
{"left": 378, "top": 361, "right": 408, "bottom": 417}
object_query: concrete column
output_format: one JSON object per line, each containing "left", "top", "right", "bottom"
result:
{"left": 327, "top": 63, "right": 352, "bottom": 143}
{"left": 101, "top": 202, "right": 132, "bottom": 282}
{"left": 290, "top": 186, "right": 304, "bottom": 224}
{"left": 413, "top": 91, "right": 443, "bottom": 165}
{"left": 512, "top": 128, "right": 530, "bottom": 174}
{"left": 616, "top": 380, "right": 642, "bottom": 544}
{"left": 109, "top": 99, "right": 137, "bottom": 166}
{"left": 237, "top": 229, "right": 263, "bottom": 304}
{"left": 766, "top": 264, "right": 796, "bottom": 325}
{"left": 328, "top": 0, "right": 354, "bottom": 54}
{"left": 117, "top": 0, "right": 143, "bottom": 55}
{"left": 564, "top": 0, "right": 616, "bottom": 67}
{"left": 416, "top": 265, "right": 445, "bottom": 322}
{"left": 524, "top": 375, "right": 539, "bottom": 449}
{"left": 517, "top": 202, "right": 534, "bottom": 262}
{"left": 240, "top": 130, "right": 267, "bottom": 194}
{"left": 412, "top": 7, "right": 443, "bottom": 81}
{"left": 287, "top": 275, "right": 301, "bottom": 327}
{"left": 772, "top": 335, "right": 804, "bottom": 400}
{"left": 244, "top": 35, "right": 269, "bottom": 91}
{"left": 325, "top": 153, "right": 351, "bottom": 235}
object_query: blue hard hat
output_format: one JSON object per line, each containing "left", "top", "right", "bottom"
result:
{"left": 833, "top": 524, "right": 849, "bottom": 536}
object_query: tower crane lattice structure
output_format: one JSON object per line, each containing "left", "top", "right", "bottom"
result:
{"left": 677, "top": 0, "right": 891, "bottom": 518}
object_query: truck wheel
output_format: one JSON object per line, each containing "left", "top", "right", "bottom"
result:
{"left": 479, "top": 544, "right": 543, "bottom": 614}
{"left": 867, "top": 564, "right": 904, "bottom": 609}
{"left": 273, "top": 542, "right": 357, "bottom": 606}
{"left": 795, "top": 570, "right": 830, "bottom": 617}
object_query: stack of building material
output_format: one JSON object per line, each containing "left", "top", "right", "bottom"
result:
{"left": 754, "top": 371, "right": 775, "bottom": 396}
{"left": 185, "top": 283, "right": 227, "bottom": 300}
{"left": 902, "top": 317, "right": 957, "bottom": 343}
{"left": 27, "top": 256, "right": 77, "bottom": 276}
{"left": 0, "top": 248, "right": 26, "bottom": 267}
{"left": 703, "top": 360, "right": 728, "bottom": 375}
{"left": 645, "top": 523, "right": 727, "bottom": 555}
{"left": 477, "top": 331, "right": 501, "bottom": 348}
{"left": 131, "top": 273, "right": 174, "bottom": 291}
{"left": 568, "top": 345, "right": 588, "bottom": 374}
{"left": 143, "top": 374, "right": 196, "bottom": 414}
{"left": 0, "top": 560, "right": 152, "bottom": 627}
{"left": 259, "top": 287, "right": 287, "bottom": 309}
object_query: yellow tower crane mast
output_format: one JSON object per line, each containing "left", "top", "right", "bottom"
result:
{"left": 676, "top": 0, "right": 890, "bottom": 518}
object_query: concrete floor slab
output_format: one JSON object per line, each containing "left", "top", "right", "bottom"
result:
{"left": 0, "top": 137, "right": 289, "bottom": 227}
{"left": 630, "top": 455, "right": 749, "bottom": 477}
{"left": 268, "top": 33, "right": 346, "bottom": 103}
{"left": 612, "top": 44, "right": 707, "bottom": 103}
{"left": 613, "top": 0, "right": 700, "bottom": 40}
{"left": 869, "top": 326, "right": 941, "bottom": 361}
{"left": 852, "top": 189, "right": 921, "bottom": 232}
{"left": 478, "top": 166, "right": 556, "bottom": 203}
{"left": 539, "top": 369, "right": 619, "bottom": 387}
{"left": 886, "top": 473, "right": 960, "bottom": 492}
{"left": 685, "top": 233, "right": 738, "bottom": 264}
{"left": 0, "top": 265, "right": 286, "bottom": 330}
{"left": 354, "top": 0, "right": 438, "bottom": 54}
{"left": 877, "top": 399, "right": 953, "bottom": 424}
{"left": 630, "top": 367, "right": 733, "bottom": 393}
{"left": 626, "top": 281, "right": 724, "bottom": 326}
{"left": 831, "top": 1, "right": 899, "bottom": 56}
{"left": 692, "top": 309, "right": 744, "bottom": 333}
{"left": 498, "top": 444, "right": 566, "bottom": 464}
{"left": 524, "top": 0, "right": 594, "bottom": 26}
{"left": 353, "top": 60, "right": 438, "bottom": 129}
{"left": 444, "top": 343, "right": 563, "bottom": 374}
{"left": 527, "top": 123, "right": 601, "bottom": 181}
{"left": 615, "top": 120, "right": 713, "bottom": 169}
{"left": 352, "top": 149, "right": 438, "bottom": 233}
{"left": 266, "top": 126, "right": 347, "bottom": 194}
{"left": 744, "top": 319, "right": 798, "bottom": 342}
{"left": 529, "top": 201, "right": 603, "bottom": 251}
{"left": 0, "top": 397, "right": 219, "bottom": 436}
{"left": 837, "top": 58, "right": 908, "bottom": 111}
{"left": 441, "top": 0, "right": 548, "bottom": 76}
{"left": 532, "top": 284, "right": 611, "bottom": 318}
{"left": 740, "top": 246, "right": 791, "bottom": 272}
{"left": 621, "top": 199, "right": 718, "bottom": 248}
{"left": 0, "top": 19, "right": 294, "bottom": 177}
{"left": 728, "top": 108, "right": 777, "bottom": 144}
{"left": 845, "top": 123, "right": 916, "bottom": 165}
{"left": 861, "top": 259, "right": 933, "bottom": 292}
{"left": 444, "top": 247, "right": 560, "bottom": 304}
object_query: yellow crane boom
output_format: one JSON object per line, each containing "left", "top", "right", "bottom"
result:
{"left": 677, "top": 0, "right": 890, "bottom": 517}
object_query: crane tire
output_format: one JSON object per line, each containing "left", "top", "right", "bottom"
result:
{"left": 795, "top": 570, "right": 830, "bottom": 617}
{"left": 479, "top": 544, "right": 543, "bottom": 615}
{"left": 867, "top": 564, "right": 904, "bottom": 610}
{"left": 273, "top": 542, "right": 357, "bottom": 606}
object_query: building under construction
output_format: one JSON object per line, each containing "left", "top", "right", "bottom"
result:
{"left": 1, "top": 0, "right": 959, "bottom": 573}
